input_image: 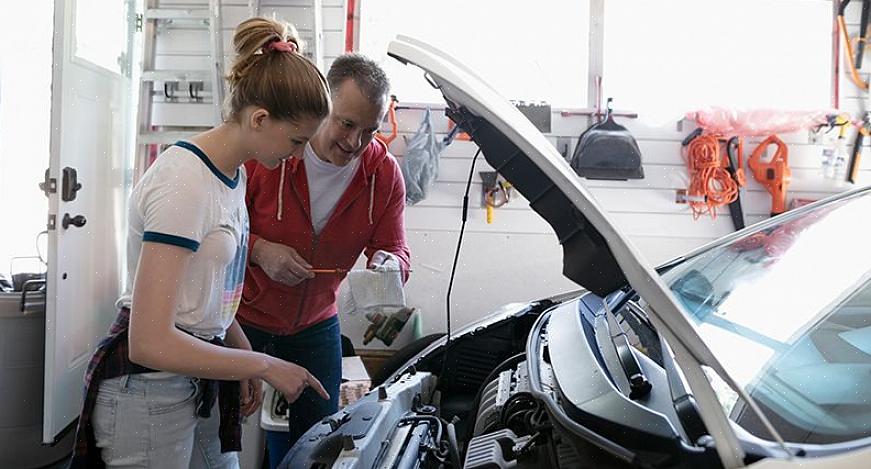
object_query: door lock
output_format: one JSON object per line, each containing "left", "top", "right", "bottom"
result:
{"left": 62, "top": 214, "right": 87, "bottom": 229}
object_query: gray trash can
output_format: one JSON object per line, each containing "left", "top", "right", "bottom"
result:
{"left": 0, "top": 288, "right": 75, "bottom": 468}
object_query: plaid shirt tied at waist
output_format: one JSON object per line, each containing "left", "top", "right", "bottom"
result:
{"left": 69, "top": 307, "right": 241, "bottom": 468}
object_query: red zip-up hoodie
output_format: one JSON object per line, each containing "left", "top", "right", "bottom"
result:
{"left": 237, "top": 140, "right": 410, "bottom": 336}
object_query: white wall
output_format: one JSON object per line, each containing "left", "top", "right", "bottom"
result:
{"left": 150, "top": 1, "right": 871, "bottom": 349}
{"left": 378, "top": 6, "right": 871, "bottom": 345}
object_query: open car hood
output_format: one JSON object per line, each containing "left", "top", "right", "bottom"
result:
{"left": 388, "top": 36, "right": 756, "bottom": 466}
{"left": 388, "top": 36, "right": 651, "bottom": 296}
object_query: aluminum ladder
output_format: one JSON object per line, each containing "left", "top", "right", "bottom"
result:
{"left": 133, "top": 0, "right": 225, "bottom": 181}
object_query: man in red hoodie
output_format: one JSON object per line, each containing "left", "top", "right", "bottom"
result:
{"left": 238, "top": 54, "right": 410, "bottom": 468}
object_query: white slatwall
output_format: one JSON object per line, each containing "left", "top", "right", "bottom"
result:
{"left": 151, "top": 0, "right": 344, "bottom": 126}
{"left": 152, "top": 1, "right": 871, "bottom": 349}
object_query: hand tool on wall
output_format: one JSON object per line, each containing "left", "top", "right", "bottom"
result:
{"left": 848, "top": 112, "right": 870, "bottom": 184}
{"left": 725, "top": 137, "right": 747, "bottom": 230}
{"left": 859, "top": 0, "right": 871, "bottom": 69}
{"left": 838, "top": 0, "right": 871, "bottom": 90}
{"left": 748, "top": 135, "right": 791, "bottom": 217}
{"left": 479, "top": 171, "right": 512, "bottom": 224}
{"left": 375, "top": 95, "right": 399, "bottom": 146}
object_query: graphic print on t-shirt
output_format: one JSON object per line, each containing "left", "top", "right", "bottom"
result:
{"left": 221, "top": 211, "right": 248, "bottom": 326}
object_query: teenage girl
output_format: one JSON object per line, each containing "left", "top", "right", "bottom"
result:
{"left": 69, "top": 17, "right": 331, "bottom": 468}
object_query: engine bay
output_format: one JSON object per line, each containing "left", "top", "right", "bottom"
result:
{"left": 280, "top": 294, "right": 723, "bottom": 469}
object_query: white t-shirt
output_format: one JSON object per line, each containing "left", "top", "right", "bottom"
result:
{"left": 117, "top": 141, "right": 249, "bottom": 339}
{"left": 304, "top": 143, "right": 361, "bottom": 234}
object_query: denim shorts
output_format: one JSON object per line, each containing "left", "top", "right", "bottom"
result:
{"left": 91, "top": 372, "right": 239, "bottom": 469}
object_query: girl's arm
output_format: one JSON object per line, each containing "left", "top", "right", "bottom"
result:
{"left": 128, "top": 242, "right": 328, "bottom": 402}
{"left": 224, "top": 318, "right": 253, "bottom": 351}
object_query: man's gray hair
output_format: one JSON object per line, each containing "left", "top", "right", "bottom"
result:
{"left": 327, "top": 53, "right": 390, "bottom": 102}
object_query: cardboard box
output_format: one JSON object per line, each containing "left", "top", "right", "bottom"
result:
{"left": 339, "top": 355, "right": 371, "bottom": 409}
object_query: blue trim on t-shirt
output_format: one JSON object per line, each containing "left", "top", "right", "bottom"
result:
{"left": 143, "top": 231, "right": 200, "bottom": 252}
{"left": 174, "top": 141, "right": 240, "bottom": 189}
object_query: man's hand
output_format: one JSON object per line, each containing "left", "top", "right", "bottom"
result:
{"left": 368, "top": 250, "right": 400, "bottom": 272}
{"left": 252, "top": 239, "right": 314, "bottom": 286}
{"left": 240, "top": 377, "right": 262, "bottom": 417}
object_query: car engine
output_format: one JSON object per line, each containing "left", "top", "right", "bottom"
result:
{"left": 281, "top": 295, "right": 721, "bottom": 469}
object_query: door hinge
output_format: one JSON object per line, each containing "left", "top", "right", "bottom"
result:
{"left": 47, "top": 214, "right": 56, "bottom": 231}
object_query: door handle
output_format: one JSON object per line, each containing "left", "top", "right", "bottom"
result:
{"left": 62, "top": 214, "right": 87, "bottom": 229}
{"left": 61, "top": 167, "right": 82, "bottom": 202}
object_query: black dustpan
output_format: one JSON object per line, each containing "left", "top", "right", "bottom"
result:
{"left": 571, "top": 98, "right": 644, "bottom": 180}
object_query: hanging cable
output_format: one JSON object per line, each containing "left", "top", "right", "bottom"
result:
{"left": 442, "top": 147, "right": 482, "bottom": 377}
{"left": 36, "top": 230, "right": 49, "bottom": 266}
{"left": 684, "top": 134, "right": 738, "bottom": 220}
{"left": 446, "top": 147, "right": 482, "bottom": 339}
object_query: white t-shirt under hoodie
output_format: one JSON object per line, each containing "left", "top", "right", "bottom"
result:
{"left": 304, "top": 142, "right": 361, "bottom": 234}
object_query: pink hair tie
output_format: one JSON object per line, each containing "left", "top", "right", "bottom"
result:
{"left": 267, "top": 40, "right": 298, "bottom": 54}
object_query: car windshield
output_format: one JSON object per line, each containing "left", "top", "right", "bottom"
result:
{"left": 661, "top": 189, "right": 871, "bottom": 445}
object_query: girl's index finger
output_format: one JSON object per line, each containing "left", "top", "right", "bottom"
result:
{"left": 307, "top": 372, "right": 330, "bottom": 400}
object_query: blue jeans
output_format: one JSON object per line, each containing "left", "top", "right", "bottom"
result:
{"left": 242, "top": 316, "right": 341, "bottom": 469}
{"left": 91, "top": 373, "right": 239, "bottom": 468}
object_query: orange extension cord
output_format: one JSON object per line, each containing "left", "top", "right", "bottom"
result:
{"left": 684, "top": 134, "right": 740, "bottom": 220}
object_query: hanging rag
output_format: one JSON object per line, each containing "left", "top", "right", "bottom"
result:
{"left": 401, "top": 107, "right": 456, "bottom": 205}
{"left": 337, "top": 251, "right": 406, "bottom": 316}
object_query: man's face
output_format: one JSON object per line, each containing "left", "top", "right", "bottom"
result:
{"left": 312, "top": 79, "right": 387, "bottom": 166}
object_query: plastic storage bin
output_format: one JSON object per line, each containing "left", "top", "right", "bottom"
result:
{"left": 0, "top": 289, "right": 74, "bottom": 468}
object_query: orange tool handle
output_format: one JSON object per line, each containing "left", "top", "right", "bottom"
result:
{"left": 839, "top": 15, "right": 870, "bottom": 90}
{"left": 375, "top": 96, "right": 399, "bottom": 146}
{"left": 770, "top": 184, "right": 788, "bottom": 216}
{"left": 749, "top": 135, "right": 791, "bottom": 216}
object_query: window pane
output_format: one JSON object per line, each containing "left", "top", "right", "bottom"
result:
{"left": 604, "top": 0, "right": 832, "bottom": 125}
{"left": 74, "top": 0, "right": 129, "bottom": 74}
{"left": 359, "top": 0, "right": 589, "bottom": 107}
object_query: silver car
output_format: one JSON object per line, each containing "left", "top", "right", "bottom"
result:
{"left": 281, "top": 37, "right": 871, "bottom": 469}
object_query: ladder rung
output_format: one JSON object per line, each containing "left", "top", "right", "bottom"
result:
{"left": 144, "top": 8, "right": 210, "bottom": 20}
{"left": 142, "top": 70, "right": 211, "bottom": 82}
{"left": 138, "top": 131, "right": 200, "bottom": 145}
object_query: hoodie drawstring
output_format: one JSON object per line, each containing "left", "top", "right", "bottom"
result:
{"left": 277, "top": 160, "right": 286, "bottom": 221}
{"left": 368, "top": 173, "right": 375, "bottom": 225}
